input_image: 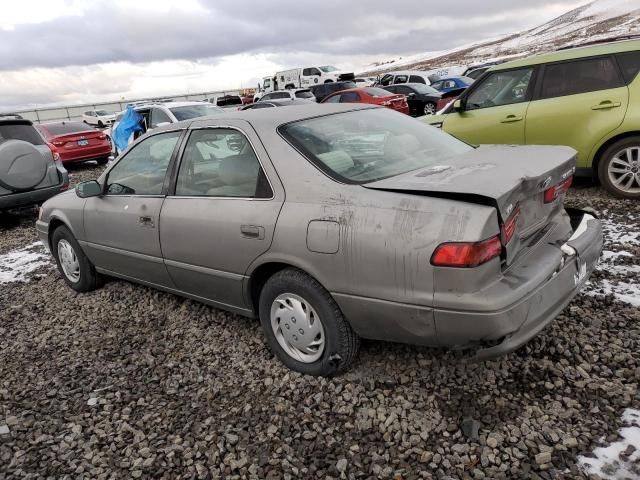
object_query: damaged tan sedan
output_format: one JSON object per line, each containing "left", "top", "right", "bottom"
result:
{"left": 36, "top": 105, "right": 603, "bottom": 376}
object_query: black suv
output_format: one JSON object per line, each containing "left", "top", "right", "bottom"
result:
{"left": 0, "top": 115, "right": 69, "bottom": 211}
{"left": 309, "top": 81, "right": 357, "bottom": 102}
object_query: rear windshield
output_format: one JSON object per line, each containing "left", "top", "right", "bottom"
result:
{"left": 170, "top": 105, "right": 224, "bottom": 121}
{"left": 43, "top": 122, "right": 92, "bottom": 136}
{"left": 363, "top": 87, "right": 393, "bottom": 97}
{"left": 279, "top": 108, "right": 471, "bottom": 184}
{"left": 216, "top": 96, "right": 243, "bottom": 107}
{"left": 295, "top": 90, "right": 315, "bottom": 99}
{"left": 0, "top": 123, "right": 45, "bottom": 145}
{"left": 409, "top": 84, "right": 440, "bottom": 95}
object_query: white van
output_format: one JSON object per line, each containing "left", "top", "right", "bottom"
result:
{"left": 274, "top": 66, "right": 355, "bottom": 89}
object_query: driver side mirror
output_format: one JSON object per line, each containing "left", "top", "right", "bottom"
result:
{"left": 76, "top": 180, "right": 102, "bottom": 198}
{"left": 452, "top": 99, "right": 465, "bottom": 112}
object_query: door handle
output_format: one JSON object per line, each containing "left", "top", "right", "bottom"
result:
{"left": 240, "top": 225, "right": 265, "bottom": 240}
{"left": 591, "top": 101, "right": 621, "bottom": 110}
{"left": 500, "top": 115, "right": 523, "bottom": 123}
{"left": 139, "top": 216, "right": 155, "bottom": 228}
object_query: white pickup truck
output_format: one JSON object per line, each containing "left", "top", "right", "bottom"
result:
{"left": 274, "top": 66, "right": 355, "bottom": 90}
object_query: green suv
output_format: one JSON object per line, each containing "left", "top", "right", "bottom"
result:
{"left": 423, "top": 39, "right": 640, "bottom": 198}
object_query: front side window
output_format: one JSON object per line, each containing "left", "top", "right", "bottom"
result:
{"left": 466, "top": 68, "right": 533, "bottom": 110}
{"left": 539, "top": 57, "right": 623, "bottom": 99}
{"left": 430, "top": 80, "right": 443, "bottom": 90}
{"left": 393, "top": 75, "right": 408, "bottom": 84}
{"left": 106, "top": 131, "right": 181, "bottom": 195}
{"left": 175, "top": 129, "right": 271, "bottom": 198}
{"left": 263, "top": 78, "right": 271, "bottom": 89}
{"left": 616, "top": 51, "right": 640, "bottom": 84}
{"left": 280, "top": 108, "right": 472, "bottom": 184}
{"left": 319, "top": 66, "right": 338, "bottom": 73}
{"left": 380, "top": 74, "right": 393, "bottom": 86}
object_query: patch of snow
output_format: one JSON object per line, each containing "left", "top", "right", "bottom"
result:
{"left": 579, "top": 408, "right": 640, "bottom": 479}
{"left": 0, "top": 242, "right": 52, "bottom": 284}
{"left": 583, "top": 216, "right": 640, "bottom": 306}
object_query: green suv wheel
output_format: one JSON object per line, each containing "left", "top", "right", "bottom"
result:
{"left": 598, "top": 136, "right": 640, "bottom": 199}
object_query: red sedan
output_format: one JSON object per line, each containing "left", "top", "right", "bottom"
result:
{"left": 36, "top": 121, "right": 111, "bottom": 165}
{"left": 321, "top": 87, "right": 410, "bottom": 115}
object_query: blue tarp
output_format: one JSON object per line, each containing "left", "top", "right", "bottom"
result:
{"left": 112, "top": 106, "right": 144, "bottom": 152}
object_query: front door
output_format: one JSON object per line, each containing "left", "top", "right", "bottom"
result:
{"left": 525, "top": 56, "right": 628, "bottom": 169}
{"left": 442, "top": 67, "right": 535, "bottom": 145}
{"left": 83, "top": 130, "right": 183, "bottom": 286}
{"left": 159, "top": 122, "right": 284, "bottom": 311}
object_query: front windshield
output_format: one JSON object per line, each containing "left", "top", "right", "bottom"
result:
{"left": 95, "top": 110, "right": 111, "bottom": 116}
{"left": 169, "top": 104, "right": 224, "bottom": 121}
{"left": 319, "top": 65, "right": 338, "bottom": 73}
{"left": 280, "top": 108, "right": 471, "bottom": 184}
{"left": 411, "top": 84, "right": 440, "bottom": 95}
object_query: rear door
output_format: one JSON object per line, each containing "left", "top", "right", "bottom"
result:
{"left": 83, "top": 130, "right": 183, "bottom": 286}
{"left": 159, "top": 121, "right": 284, "bottom": 311}
{"left": 441, "top": 67, "right": 534, "bottom": 145}
{"left": 525, "top": 56, "right": 628, "bottom": 168}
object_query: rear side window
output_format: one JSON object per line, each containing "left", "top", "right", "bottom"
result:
{"left": 393, "top": 75, "right": 408, "bottom": 84}
{"left": 43, "top": 122, "right": 92, "bottom": 136}
{"left": 0, "top": 123, "right": 45, "bottom": 145}
{"left": 616, "top": 51, "right": 640, "bottom": 84}
{"left": 340, "top": 92, "right": 360, "bottom": 102}
{"left": 539, "top": 57, "right": 624, "bottom": 99}
{"left": 409, "top": 75, "right": 426, "bottom": 84}
{"left": 295, "top": 90, "right": 315, "bottom": 99}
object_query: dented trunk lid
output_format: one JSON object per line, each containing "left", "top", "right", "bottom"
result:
{"left": 364, "top": 144, "right": 577, "bottom": 265}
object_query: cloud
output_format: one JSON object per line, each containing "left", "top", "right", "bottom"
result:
{"left": 0, "top": 0, "right": 587, "bottom": 108}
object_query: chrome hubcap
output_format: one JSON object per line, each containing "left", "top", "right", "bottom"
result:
{"left": 608, "top": 146, "right": 640, "bottom": 194}
{"left": 270, "top": 293, "right": 325, "bottom": 363}
{"left": 424, "top": 103, "right": 436, "bottom": 115}
{"left": 57, "top": 239, "right": 80, "bottom": 282}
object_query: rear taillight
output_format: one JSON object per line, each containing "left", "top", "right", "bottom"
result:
{"left": 544, "top": 176, "right": 573, "bottom": 203}
{"left": 431, "top": 236, "right": 502, "bottom": 268}
{"left": 47, "top": 143, "right": 62, "bottom": 163}
{"left": 501, "top": 207, "right": 520, "bottom": 244}
{"left": 98, "top": 134, "right": 107, "bottom": 140}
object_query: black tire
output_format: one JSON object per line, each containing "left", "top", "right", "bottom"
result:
{"left": 598, "top": 136, "right": 640, "bottom": 199}
{"left": 258, "top": 268, "right": 359, "bottom": 376}
{"left": 423, "top": 102, "right": 437, "bottom": 116}
{"left": 98, "top": 121, "right": 105, "bottom": 128}
{"left": 96, "top": 156, "right": 109, "bottom": 166}
{"left": 51, "top": 225, "right": 102, "bottom": 292}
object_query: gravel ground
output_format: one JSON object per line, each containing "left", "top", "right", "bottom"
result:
{"left": 1, "top": 164, "right": 639, "bottom": 479}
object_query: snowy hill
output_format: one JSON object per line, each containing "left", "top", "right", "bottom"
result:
{"left": 362, "top": 0, "right": 640, "bottom": 74}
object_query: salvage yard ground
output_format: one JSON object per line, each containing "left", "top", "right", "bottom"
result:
{"left": 1, "top": 163, "right": 639, "bottom": 479}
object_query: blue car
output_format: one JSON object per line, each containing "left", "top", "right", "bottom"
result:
{"left": 429, "top": 76, "right": 474, "bottom": 93}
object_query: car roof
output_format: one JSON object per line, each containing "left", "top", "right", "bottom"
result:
{"left": 493, "top": 38, "right": 640, "bottom": 71}
{"left": 134, "top": 101, "right": 208, "bottom": 110}
{"left": 269, "top": 99, "right": 315, "bottom": 105}
{"left": 159, "top": 104, "right": 376, "bottom": 131}
{"left": 385, "top": 70, "right": 429, "bottom": 76}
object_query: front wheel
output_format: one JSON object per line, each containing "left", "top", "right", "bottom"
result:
{"left": 423, "top": 102, "right": 437, "bottom": 115}
{"left": 259, "top": 268, "right": 359, "bottom": 376}
{"left": 598, "top": 137, "right": 640, "bottom": 199}
{"left": 52, "top": 226, "right": 102, "bottom": 292}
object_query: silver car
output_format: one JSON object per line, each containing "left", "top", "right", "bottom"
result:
{"left": 36, "top": 105, "right": 603, "bottom": 376}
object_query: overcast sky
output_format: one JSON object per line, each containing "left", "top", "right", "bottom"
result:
{"left": 0, "top": 0, "right": 587, "bottom": 109}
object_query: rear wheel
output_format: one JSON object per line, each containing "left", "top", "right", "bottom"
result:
{"left": 96, "top": 156, "right": 109, "bottom": 166}
{"left": 423, "top": 102, "right": 437, "bottom": 115}
{"left": 52, "top": 226, "right": 102, "bottom": 292}
{"left": 598, "top": 136, "right": 640, "bottom": 199}
{"left": 98, "top": 120, "right": 105, "bottom": 128}
{"left": 258, "top": 268, "right": 359, "bottom": 376}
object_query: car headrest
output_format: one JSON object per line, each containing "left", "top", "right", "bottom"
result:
{"left": 218, "top": 154, "right": 260, "bottom": 186}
